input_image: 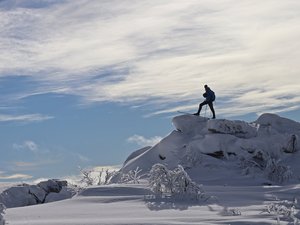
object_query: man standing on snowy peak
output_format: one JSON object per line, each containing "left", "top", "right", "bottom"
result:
{"left": 193, "top": 84, "right": 216, "bottom": 119}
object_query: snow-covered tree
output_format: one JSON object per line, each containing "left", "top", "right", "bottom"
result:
{"left": 0, "top": 203, "right": 5, "bottom": 225}
{"left": 262, "top": 199, "right": 299, "bottom": 225}
{"left": 97, "top": 169, "right": 103, "bottom": 185}
{"left": 148, "top": 164, "right": 205, "bottom": 200}
{"left": 115, "top": 167, "right": 144, "bottom": 184}
{"left": 240, "top": 149, "right": 293, "bottom": 184}
{"left": 148, "top": 164, "right": 171, "bottom": 194}
{"left": 103, "top": 169, "right": 116, "bottom": 184}
{"left": 97, "top": 168, "right": 117, "bottom": 185}
{"left": 79, "top": 168, "right": 95, "bottom": 186}
{"left": 265, "top": 158, "right": 293, "bottom": 184}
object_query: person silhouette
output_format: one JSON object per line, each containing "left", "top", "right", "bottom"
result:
{"left": 193, "top": 84, "right": 216, "bottom": 119}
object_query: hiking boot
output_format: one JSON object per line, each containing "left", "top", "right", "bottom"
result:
{"left": 193, "top": 113, "right": 199, "bottom": 116}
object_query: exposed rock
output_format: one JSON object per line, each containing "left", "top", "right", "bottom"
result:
{"left": 45, "top": 187, "right": 77, "bottom": 203}
{"left": 206, "top": 151, "right": 224, "bottom": 159}
{"left": 0, "top": 179, "right": 74, "bottom": 208}
{"left": 38, "top": 179, "right": 63, "bottom": 193}
{"left": 283, "top": 134, "right": 298, "bottom": 153}
{"left": 28, "top": 185, "right": 46, "bottom": 203}
{"left": 0, "top": 186, "right": 37, "bottom": 208}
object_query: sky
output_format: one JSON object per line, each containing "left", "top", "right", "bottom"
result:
{"left": 0, "top": 0, "right": 300, "bottom": 182}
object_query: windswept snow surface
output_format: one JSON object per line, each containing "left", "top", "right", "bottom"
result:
{"left": 5, "top": 182, "right": 300, "bottom": 225}
{"left": 4, "top": 113, "right": 300, "bottom": 224}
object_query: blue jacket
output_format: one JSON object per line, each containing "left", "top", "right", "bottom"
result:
{"left": 204, "top": 88, "right": 215, "bottom": 102}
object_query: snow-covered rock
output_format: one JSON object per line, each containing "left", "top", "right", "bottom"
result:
{"left": 172, "top": 115, "right": 208, "bottom": 134}
{"left": 283, "top": 134, "right": 299, "bottom": 153}
{"left": 255, "top": 113, "right": 300, "bottom": 134}
{"left": 45, "top": 187, "right": 77, "bottom": 203}
{"left": 0, "top": 185, "right": 37, "bottom": 208}
{"left": 0, "top": 180, "right": 75, "bottom": 208}
{"left": 207, "top": 119, "right": 257, "bottom": 138}
{"left": 28, "top": 185, "right": 47, "bottom": 203}
{"left": 115, "top": 113, "right": 300, "bottom": 185}
{"left": 38, "top": 179, "right": 66, "bottom": 193}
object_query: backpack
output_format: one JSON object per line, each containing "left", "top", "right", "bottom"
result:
{"left": 211, "top": 91, "right": 216, "bottom": 101}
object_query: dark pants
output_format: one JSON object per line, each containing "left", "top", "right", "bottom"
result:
{"left": 196, "top": 100, "right": 216, "bottom": 118}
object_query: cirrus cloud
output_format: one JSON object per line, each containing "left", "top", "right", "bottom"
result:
{"left": 0, "top": 113, "right": 53, "bottom": 123}
{"left": 128, "top": 135, "right": 162, "bottom": 147}
{"left": 13, "top": 140, "right": 39, "bottom": 153}
{"left": 0, "top": 0, "right": 299, "bottom": 117}
{"left": 0, "top": 170, "right": 33, "bottom": 180}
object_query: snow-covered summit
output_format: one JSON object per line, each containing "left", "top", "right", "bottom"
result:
{"left": 116, "top": 113, "right": 300, "bottom": 185}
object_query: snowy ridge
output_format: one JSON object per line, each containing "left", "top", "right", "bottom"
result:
{"left": 117, "top": 113, "right": 300, "bottom": 185}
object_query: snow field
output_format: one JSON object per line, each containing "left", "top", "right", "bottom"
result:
{"left": 5, "top": 183, "right": 300, "bottom": 225}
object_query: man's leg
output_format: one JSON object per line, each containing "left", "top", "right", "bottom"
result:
{"left": 194, "top": 101, "right": 208, "bottom": 115}
{"left": 208, "top": 102, "right": 216, "bottom": 119}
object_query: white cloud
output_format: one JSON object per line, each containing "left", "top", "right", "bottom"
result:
{"left": 8, "top": 159, "right": 61, "bottom": 173}
{"left": 13, "top": 140, "right": 39, "bottom": 153}
{"left": 0, "top": 172, "right": 33, "bottom": 180}
{"left": 93, "top": 165, "right": 122, "bottom": 172}
{"left": 0, "top": 0, "right": 300, "bottom": 117}
{"left": 128, "top": 135, "right": 162, "bottom": 147}
{"left": 75, "top": 153, "right": 90, "bottom": 163}
{"left": 0, "top": 113, "right": 53, "bottom": 123}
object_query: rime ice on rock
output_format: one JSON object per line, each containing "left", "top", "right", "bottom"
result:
{"left": 255, "top": 113, "right": 300, "bottom": 134}
{"left": 115, "top": 113, "right": 300, "bottom": 185}
{"left": 0, "top": 180, "right": 74, "bottom": 208}
{"left": 207, "top": 119, "right": 258, "bottom": 138}
{"left": 172, "top": 115, "right": 208, "bottom": 134}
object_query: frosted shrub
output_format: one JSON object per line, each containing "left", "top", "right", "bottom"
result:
{"left": 111, "top": 167, "right": 144, "bottom": 184}
{"left": 148, "top": 164, "right": 205, "bottom": 200}
{"left": 96, "top": 169, "right": 117, "bottom": 185}
{"left": 262, "top": 199, "right": 299, "bottom": 225}
{"left": 79, "top": 167, "right": 119, "bottom": 186}
{"left": 97, "top": 170, "right": 103, "bottom": 185}
{"left": 79, "top": 168, "right": 95, "bottom": 186}
{"left": 240, "top": 149, "right": 293, "bottom": 184}
{"left": 0, "top": 203, "right": 5, "bottom": 225}
{"left": 103, "top": 169, "right": 117, "bottom": 185}
{"left": 118, "top": 167, "right": 143, "bottom": 184}
{"left": 265, "top": 158, "right": 293, "bottom": 184}
{"left": 222, "top": 207, "right": 242, "bottom": 216}
{"left": 148, "top": 164, "right": 171, "bottom": 194}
